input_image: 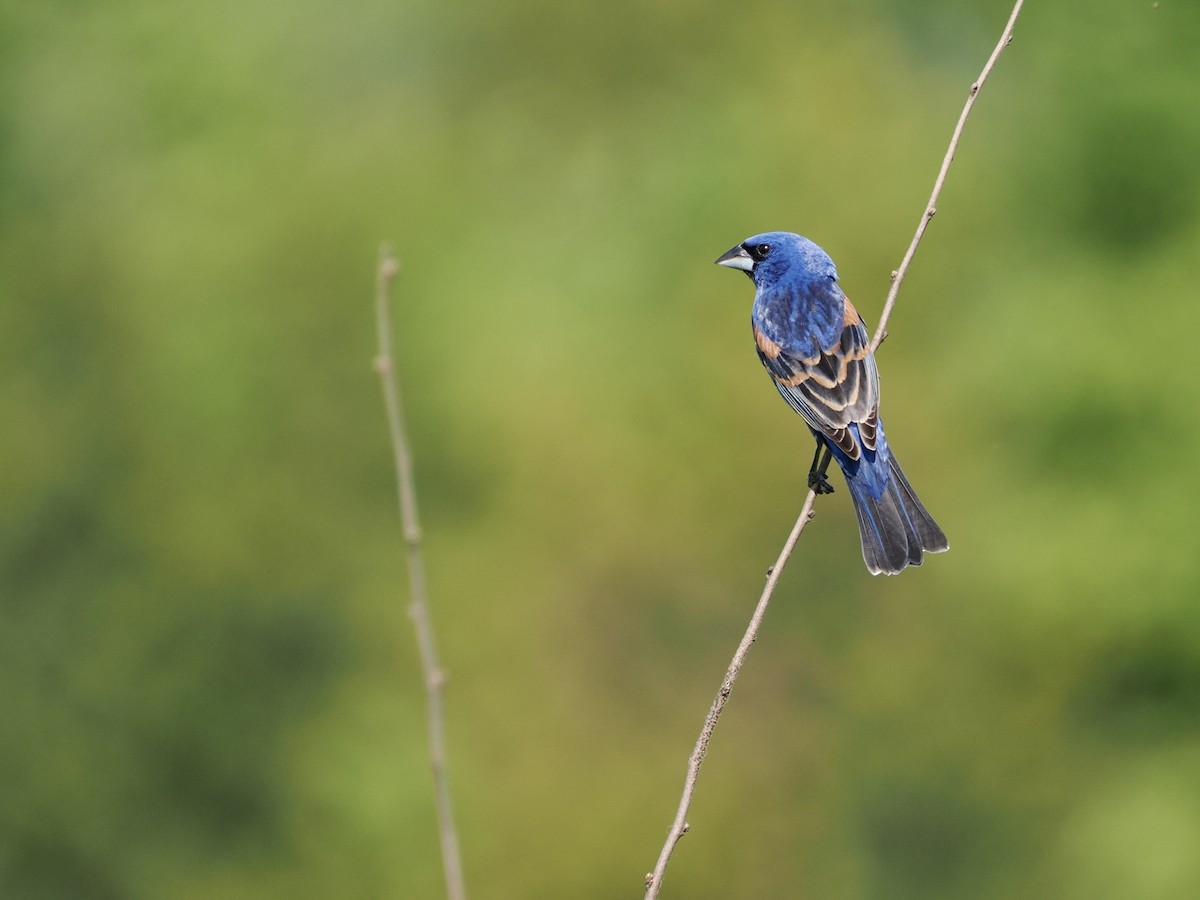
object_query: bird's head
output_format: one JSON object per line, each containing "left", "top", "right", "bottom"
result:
{"left": 715, "top": 231, "right": 838, "bottom": 288}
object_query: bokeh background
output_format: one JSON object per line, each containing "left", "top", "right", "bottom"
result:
{"left": 5, "top": 0, "right": 1200, "bottom": 897}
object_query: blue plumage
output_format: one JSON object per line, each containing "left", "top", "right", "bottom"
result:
{"left": 717, "top": 231, "right": 948, "bottom": 575}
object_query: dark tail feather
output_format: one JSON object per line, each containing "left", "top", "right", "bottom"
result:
{"left": 844, "top": 455, "right": 948, "bottom": 576}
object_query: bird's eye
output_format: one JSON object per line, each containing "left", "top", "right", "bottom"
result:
{"left": 750, "top": 243, "right": 772, "bottom": 261}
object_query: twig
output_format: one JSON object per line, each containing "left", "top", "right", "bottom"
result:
{"left": 373, "top": 244, "right": 468, "bottom": 900}
{"left": 644, "top": 491, "right": 818, "bottom": 899}
{"left": 871, "top": 0, "right": 1025, "bottom": 353}
{"left": 645, "top": 2, "right": 1023, "bottom": 895}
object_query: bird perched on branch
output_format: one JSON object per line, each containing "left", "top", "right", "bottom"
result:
{"left": 717, "top": 231, "right": 948, "bottom": 575}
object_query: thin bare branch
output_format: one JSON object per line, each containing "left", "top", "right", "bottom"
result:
{"left": 644, "top": 490, "right": 818, "bottom": 899}
{"left": 645, "top": 1, "right": 1023, "bottom": 894}
{"left": 373, "top": 244, "right": 468, "bottom": 900}
{"left": 871, "top": 0, "right": 1024, "bottom": 352}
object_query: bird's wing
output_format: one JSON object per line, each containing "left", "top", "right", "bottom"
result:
{"left": 753, "top": 298, "right": 880, "bottom": 460}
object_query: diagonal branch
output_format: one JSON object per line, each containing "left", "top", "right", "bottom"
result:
{"left": 871, "top": 0, "right": 1025, "bottom": 353}
{"left": 373, "top": 244, "right": 468, "bottom": 900}
{"left": 644, "top": 2, "right": 1023, "bottom": 896}
{"left": 644, "top": 490, "right": 818, "bottom": 898}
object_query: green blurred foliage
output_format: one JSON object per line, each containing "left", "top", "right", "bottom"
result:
{"left": 3, "top": 0, "right": 1200, "bottom": 897}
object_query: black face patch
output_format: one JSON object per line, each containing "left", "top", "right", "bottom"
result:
{"left": 746, "top": 242, "right": 772, "bottom": 262}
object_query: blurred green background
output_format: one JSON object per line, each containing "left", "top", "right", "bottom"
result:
{"left": 4, "top": 0, "right": 1200, "bottom": 897}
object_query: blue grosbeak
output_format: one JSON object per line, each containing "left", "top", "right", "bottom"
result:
{"left": 717, "top": 231, "right": 948, "bottom": 575}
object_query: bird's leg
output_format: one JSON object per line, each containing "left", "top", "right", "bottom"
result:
{"left": 807, "top": 440, "right": 836, "bottom": 495}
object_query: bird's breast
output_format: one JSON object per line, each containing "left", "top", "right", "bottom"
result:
{"left": 753, "top": 284, "right": 844, "bottom": 360}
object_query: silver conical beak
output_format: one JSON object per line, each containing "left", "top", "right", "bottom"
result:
{"left": 715, "top": 244, "right": 753, "bottom": 272}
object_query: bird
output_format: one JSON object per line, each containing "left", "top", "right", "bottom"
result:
{"left": 716, "top": 231, "right": 948, "bottom": 575}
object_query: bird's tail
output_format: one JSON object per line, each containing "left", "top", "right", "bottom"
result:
{"left": 843, "top": 452, "right": 948, "bottom": 576}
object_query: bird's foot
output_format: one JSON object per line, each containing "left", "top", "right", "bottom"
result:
{"left": 807, "top": 472, "right": 836, "bottom": 495}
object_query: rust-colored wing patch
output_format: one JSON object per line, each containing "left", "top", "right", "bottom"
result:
{"left": 843, "top": 294, "right": 866, "bottom": 328}
{"left": 753, "top": 325, "right": 783, "bottom": 360}
{"left": 755, "top": 308, "right": 880, "bottom": 459}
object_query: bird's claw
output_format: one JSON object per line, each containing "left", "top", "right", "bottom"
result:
{"left": 808, "top": 472, "right": 836, "bottom": 495}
